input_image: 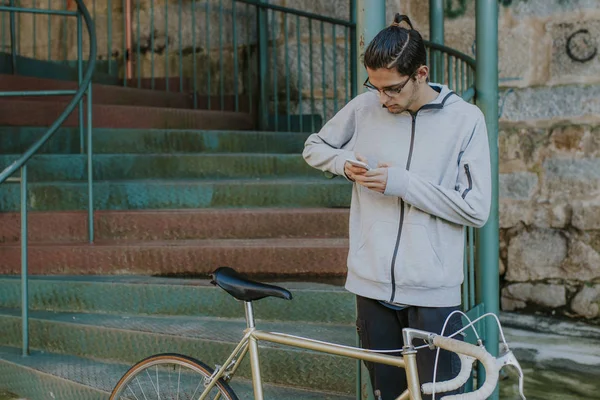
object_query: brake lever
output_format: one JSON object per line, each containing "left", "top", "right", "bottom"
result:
{"left": 496, "top": 344, "right": 526, "bottom": 400}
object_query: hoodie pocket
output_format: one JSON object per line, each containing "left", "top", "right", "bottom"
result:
{"left": 352, "top": 220, "right": 397, "bottom": 283}
{"left": 395, "top": 223, "right": 445, "bottom": 288}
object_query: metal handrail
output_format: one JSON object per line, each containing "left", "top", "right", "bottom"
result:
{"left": 0, "top": 1, "right": 97, "bottom": 184}
{"left": 233, "top": 0, "right": 355, "bottom": 27}
{"left": 0, "top": 0, "right": 97, "bottom": 357}
{"left": 424, "top": 40, "right": 476, "bottom": 69}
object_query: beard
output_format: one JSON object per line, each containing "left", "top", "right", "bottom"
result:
{"left": 384, "top": 81, "right": 420, "bottom": 114}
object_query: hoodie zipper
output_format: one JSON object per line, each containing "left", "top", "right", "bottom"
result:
{"left": 462, "top": 164, "right": 472, "bottom": 199}
{"left": 389, "top": 112, "right": 417, "bottom": 303}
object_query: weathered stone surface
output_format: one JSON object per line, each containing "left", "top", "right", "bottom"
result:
{"left": 500, "top": 85, "right": 600, "bottom": 123}
{"left": 498, "top": 126, "right": 548, "bottom": 173}
{"left": 502, "top": 283, "right": 567, "bottom": 311}
{"left": 542, "top": 157, "right": 600, "bottom": 200}
{"left": 561, "top": 240, "right": 600, "bottom": 281}
{"left": 502, "top": 0, "right": 600, "bottom": 19}
{"left": 499, "top": 172, "right": 539, "bottom": 200}
{"left": 531, "top": 203, "right": 571, "bottom": 229}
{"left": 571, "top": 285, "right": 600, "bottom": 319}
{"left": 506, "top": 229, "right": 567, "bottom": 281}
{"left": 500, "top": 199, "right": 533, "bottom": 228}
{"left": 572, "top": 198, "right": 600, "bottom": 230}
{"left": 548, "top": 20, "right": 600, "bottom": 85}
{"left": 550, "top": 125, "right": 587, "bottom": 153}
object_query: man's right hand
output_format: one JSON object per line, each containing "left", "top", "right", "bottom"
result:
{"left": 344, "top": 153, "right": 369, "bottom": 181}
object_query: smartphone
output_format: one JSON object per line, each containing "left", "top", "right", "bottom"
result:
{"left": 345, "top": 159, "right": 371, "bottom": 170}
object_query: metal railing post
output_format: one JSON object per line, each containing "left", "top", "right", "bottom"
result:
{"left": 355, "top": 0, "right": 385, "bottom": 94}
{"left": 9, "top": 0, "right": 17, "bottom": 74}
{"left": 429, "top": 0, "right": 444, "bottom": 83}
{"left": 256, "top": 0, "right": 269, "bottom": 129}
{"left": 20, "top": 165, "right": 28, "bottom": 356}
{"left": 475, "top": 0, "right": 499, "bottom": 398}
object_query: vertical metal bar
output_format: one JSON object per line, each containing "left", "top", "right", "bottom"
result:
{"left": 233, "top": 1, "right": 238, "bottom": 112}
{"left": 219, "top": 0, "right": 224, "bottom": 110}
{"left": 475, "top": 1, "right": 499, "bottom": 398}
{"left": 297, "top": 15, "right": 302, "bottom": 133}
{"left": 355, "top": 0, "right": 385, "bottom": 92}
{"left": 320, "top": 21, "right": 326, "bottom": 122}
{"left": 429, "top": 0, "right": 444, "bottom": 82}
{"left": 178, "top": 0, "right": 183, "bottom": 92}
{"left": 248, "top": 336, "right": 264, "bottom": 400}
{"left": 122, "top": 0, "right": 127, "bottom": 85}
{"left": 350, "top": 0, "right": 357, "bottom": 98}
{"left": 87, "top": 83, "right": 94, "bottom": 243}
{"left": 271, "top": 9, "right": 278, "bottom": 130}
{"left": 48, "top": 0, "right": 51, "bottom": 61}
{"left": 63, "top": 0, "right": 67, "bottom": 62}
{"left": 78, "top": 12, "right": 84, "bottom": 154}
{"left": 284, "top": 13, "right": 290, "bottom": 131}
{"left": 2, "top": 7, "right": 5, "bottom": 58}
{"left": 344, "top": 26, "right": 349, "bottom": 105}
{"left": 150, "top": 0, "right": 154, "bottom": 89}
{"left": 192, "top": 0, "right": 197, "bottom": 108}
{"left": 136, "top": 0, "right": 141, "bottom": 88}
{"left": 447, "top": 54, "right": 452, "bottom": 89}
{"left": 32, "top": 0, "right": 36, "bottom": 59}
{"left": 455, "top": 56, "right": 459, "bottom": 93}
{"left": 205, "top": 0, "right": 211, "bottom": 109}
{"left": 165, "top": 0, "right": 169, "bottom": 91}
{"left": 21, "top": 165, "right": 28, "bottom": 357}
{"left": 107, "top": 0, "right": 112, "bottom": 75}
{"left": 309, "top": 18, "right": 314, "bottom": 132}
{"left": 332, "top": 24, "right": 338, "bottom": 113}
{"left": 462, "top": 230, "right": 469, "bottom": 312}
{"left": 246, "top": 2, "right": 252, "bottom": 114}
{"left": 256, "top": 0, "right": 269, "bottom": 127}
{"left": 9, "top": 0, "right": 16, "bottom": 74}
{"left": 469, "top": 227, "right": 475, "bottom": 309}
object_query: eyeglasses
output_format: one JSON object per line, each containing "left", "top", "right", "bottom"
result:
{"left": 363, "top": 72, "right": 414, "bottom": 97}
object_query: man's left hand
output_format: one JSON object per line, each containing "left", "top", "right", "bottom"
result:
{"left": 354, "top": 163, "right": 390, "bottom": 194}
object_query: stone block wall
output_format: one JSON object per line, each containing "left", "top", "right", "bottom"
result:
{"left": 6, "top": 0, "right": 600, "bottom": 321}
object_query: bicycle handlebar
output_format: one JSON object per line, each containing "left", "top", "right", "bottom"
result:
{"left": 421, "top": 353, "right": 475, "bottom": 395}
{"left": 425, "top": 335, "right": 499, "bottom": 400}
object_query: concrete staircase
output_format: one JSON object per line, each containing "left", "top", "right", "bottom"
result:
{"left": 0, "top": 73, "right": 355, "bottom": 398}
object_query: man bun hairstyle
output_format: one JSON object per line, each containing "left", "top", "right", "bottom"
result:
{"left": 363, "top": 14, "right": 427, "bottom": 77}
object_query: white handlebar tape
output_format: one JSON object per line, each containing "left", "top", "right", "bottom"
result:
{"left": 421, "top": 354, "right": 475, "bottom": 394}
{"left": 431, "top": 336, "right": 499, "bottom": 400}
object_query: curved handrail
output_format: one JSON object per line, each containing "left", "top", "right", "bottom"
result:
{"left": 424, "top": 40, "right": 476, "bottom": 69}
{"left": 0, "top": 0, "right": 97, "bottom": 184}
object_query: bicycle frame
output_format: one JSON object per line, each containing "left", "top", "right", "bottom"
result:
{"left": 197, "top": 302, "right": 422, "bottom": 400}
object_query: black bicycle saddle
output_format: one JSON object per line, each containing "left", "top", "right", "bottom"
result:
{"left": 210, "top": 267, "right": 293, "bottom": 302}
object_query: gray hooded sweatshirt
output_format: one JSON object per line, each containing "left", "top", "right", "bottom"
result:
{"left": 302, "top": 84, "right": 491, "bottom": 307}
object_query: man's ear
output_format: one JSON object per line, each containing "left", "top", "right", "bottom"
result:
{"left": 416, "top": 65, "right": 429, "bottom": 83}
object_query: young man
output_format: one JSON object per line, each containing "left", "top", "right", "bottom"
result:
{"left": 302, "top": 14, "right": 492, "bottom": 400}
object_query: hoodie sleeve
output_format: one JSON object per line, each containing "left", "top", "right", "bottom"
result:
{"left": 383, "top": 114, "right": 492, "bottom": 228}
{"left": 302, "top": 99, "right": 358, "bottom": 178}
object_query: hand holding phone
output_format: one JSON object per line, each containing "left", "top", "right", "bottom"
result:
{"left": 345, "top": 158, "right": 371, "bottom": 171}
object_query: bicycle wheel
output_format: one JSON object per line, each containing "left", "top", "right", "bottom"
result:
{"left": 110, "top": 353, "right": 239, "bottom": 400}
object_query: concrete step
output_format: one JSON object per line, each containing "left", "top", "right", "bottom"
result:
{"left": 0, "top": 238, "right": 348, "bottom": 276}
{"left": 0, "top": 178, "right": 351, "bottom": 211}
{"left": 0, "top": 153, "right": 321, "bottom": 181}
{"left": 0, "top": 74, "right": 195, "bottom": 109}
{"left": 0, "top": 275, "right": 352, "bottom": 324}
{"left": 0, "top": 127, "right": 309, "bottom": 154}
{"left": 0, "top": 346, "right": 352, "bottom": 399}
{"left": 0, "top": 309, "right": 357, "bottom": 394}
{"left": 0, "top": 99, "right": 254, "bottom": 130}
{"left": 0, "top": 209, "right": 350, "bottom": 243}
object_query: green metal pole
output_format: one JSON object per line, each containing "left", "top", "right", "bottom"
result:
{"left": 429, "top": 0, "right": 444, "bottom": 83}
{"left": 256, "top": 0, "right": 268, "bottom": 129}
{"left": 475, "top": 0, "right": 499, "bottom": 398}
{"left": 349, "top": 0, "right": 357, "bottom": 98}
{"left": 21, "top": 165, "right": 28, "bottom": 356}
{"left": 355, "top": 0, "right": 385, "bottom": 94}
{"left": 9, "top": 0, "right": 17, "bottom": 74}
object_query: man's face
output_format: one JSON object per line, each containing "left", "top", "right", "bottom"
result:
{"left": 365, "top": 67, "right": 419, "bottom": 114}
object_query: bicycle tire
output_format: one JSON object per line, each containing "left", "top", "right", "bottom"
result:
{"left": 109, "top": 353, "right": 239, "bottom": 400}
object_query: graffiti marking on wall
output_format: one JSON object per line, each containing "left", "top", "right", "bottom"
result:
{"left": 566, "top": 29, "right": 597, "bottom": 63}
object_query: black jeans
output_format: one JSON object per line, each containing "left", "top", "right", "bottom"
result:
{"left": 356, "top": 295, "right": 464, "bottom": 400}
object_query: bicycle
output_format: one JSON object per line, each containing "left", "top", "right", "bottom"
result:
{"left": 109, "top": 266, "right": 526, "bottom": 400}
